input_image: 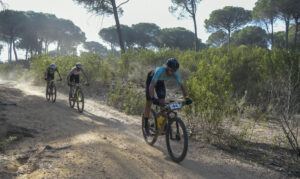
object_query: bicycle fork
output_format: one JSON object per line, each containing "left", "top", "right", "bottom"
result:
{"left": 169, "top": 120, "right": 181, "bottom": 141}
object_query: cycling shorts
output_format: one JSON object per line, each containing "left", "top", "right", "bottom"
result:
{"left": 46, "top": 73, "right": 54, "bottom": 81}
{"left": 70, "top": 74, "right": 80, "bottom": 83}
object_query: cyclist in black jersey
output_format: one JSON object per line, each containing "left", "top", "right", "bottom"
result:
{"left": 44, "top": 64, "right": 62, "bottom": 88}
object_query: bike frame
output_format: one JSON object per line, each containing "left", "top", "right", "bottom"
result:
{"left": 71, "top": 83, "right": 82, "bottom": 102}
{"left": 153, "top": 101, "right": 184, "bottom": 136}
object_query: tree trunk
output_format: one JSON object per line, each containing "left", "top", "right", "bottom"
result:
{"left": 8, "top": 39, "right": 12, "bottom": 62}
{"left": 271, "top": 19, "right": 274, "bottom": 48}
{"left": 7, "top": 42, "right": 11, "bottom": 62}
{"left": 191, "top": 2, "right": 199, "bottom": 51}
{"left": 294, "top": 19, "right": 299, "bottom": 50}
{"left": 12, "top": 40, "right": 18, "bottom": 61}
{"left": 228, "top": 29, "right": 231, "bottom": 49}
{"left": 285, "top": 18, "right": 290, "bottom": 50}
{"left": 25, "top": 48, "right": 28, "bottom": 60}
{"left": 111, "top": 0, "right": 125, "bottom": 53}
{"left": 38, "top": 39, "right": 43, "bottom": 55}
{"left": 56, "top": 41, "right": 60, "bottom": 57}
{"left": 45, "top": 40, "right": 49, "bottom": 54}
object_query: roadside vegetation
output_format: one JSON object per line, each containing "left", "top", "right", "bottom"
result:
{"left": 0, "top": 0, "right": 300, "bottom": 176}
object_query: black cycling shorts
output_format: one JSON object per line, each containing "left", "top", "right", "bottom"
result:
{"left": 146, "top": 70, "right": 166, "bottom": 101}
{"left": 70, "top": 74, "right": 80, "bottom": 83}
{"left": 46, "top": 73, "right": 54, "bottom": 81}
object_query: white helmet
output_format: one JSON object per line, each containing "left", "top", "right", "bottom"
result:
{"left": 75, "top": 62, "right": 82, "bottom": 69}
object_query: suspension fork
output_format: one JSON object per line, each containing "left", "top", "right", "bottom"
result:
{"left": 75, "top": 87, "right": 81, "bottom": 101}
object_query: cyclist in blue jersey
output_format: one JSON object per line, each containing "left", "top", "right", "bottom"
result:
{"left": 143, "top": 58, "right": 192, "bottom": 135}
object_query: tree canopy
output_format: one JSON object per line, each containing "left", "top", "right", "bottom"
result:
{"left": 155, "top": 27, "right": 202, "bottom": 50}
{"left": 231, "top": 26, "right": 268, "bottom": 48}
{"left": 205, "top": 6, "right": 252, "bottom": 47}
{"left": 206, "top": 30, "right": 228, "bottom": 48}
{"left": 73, "top": 0, "right": 130, "bottom": 53}
{"left": 131, "top": 23, "right": 160, "bottom": 48}
{"left": 169, "top": 0, "right": 202, "bottom": 51}
{"left": 83, "top": 41, "right": 107, "bottom": 55}
{"left": 0, "top": 10, "right": 86, "bottom": 60}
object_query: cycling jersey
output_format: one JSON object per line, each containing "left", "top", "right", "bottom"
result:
{"left": 146, "top": 70, "right": 165, "bottom": 100}
{"left": 151, "top": 66, "right": 182, "bottom": 84}
{"left": 69, "top": 67, "right": 86, "bottom": 76}
{"left": 47, "top": 67, "right": 58, "bottom": 75}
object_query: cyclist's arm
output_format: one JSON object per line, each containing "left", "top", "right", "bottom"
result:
{"left": 149, "top": 81, "right": 157, "bottom": 99}
{"left": 179, "top": 84, "right": 188, "bottom": 98}
{"left": 56, "top": 69, "right": 62, "bottom": 80}
{"left": 174, "top": 72, "right": 187, "bottom": 97}
{"left": 81, "top": 70, "right": 89, "bottom": 83}
{"left": 67, "top": 72, "right": 71, "bottom": 83}
{"left": 44, "top": 68, "right": 48, "bottom": 79}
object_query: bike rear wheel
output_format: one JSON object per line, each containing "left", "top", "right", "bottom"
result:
{"left": 166, "top": 117, "right": 188, "bottom": 163}
{"left": 77, "top": 89, "right": 84, "bottom": 113}
{"left": 142, "top": 109, "right": 158, "bottom": 145}
{"left": 51, "top": 85, "right": 57, "bottom": 103}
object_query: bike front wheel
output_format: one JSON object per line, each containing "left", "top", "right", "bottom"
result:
{"left": 51, "top": 85, "right": 57, "bottom": 103}
{"left": 69, "top": 90, "right": 75, "bottom": 108}
{"left": 166, "top": 117, "right": 188, "bottom": 163}
{"left": 77, "top": 89, "right": 84, "bottom": 113}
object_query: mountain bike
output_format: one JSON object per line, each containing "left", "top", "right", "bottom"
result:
{"left": 46, "top": 79, "right": 61, "bottom": 102}
{"left": 142, "top": 100, "right": 189, "bottom": 163}
{"left": 69, "top": 83, "right": 87, "bottom": 113}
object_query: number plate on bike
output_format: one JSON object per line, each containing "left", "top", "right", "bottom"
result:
{"left": 170, "top": 103, "right": 181, "bottom": 110}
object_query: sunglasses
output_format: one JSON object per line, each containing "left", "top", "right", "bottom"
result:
{"left": 167, "top": 68, "right": 176, "bottom": 73}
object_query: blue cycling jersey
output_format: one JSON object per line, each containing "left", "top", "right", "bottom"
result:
{"left": 151, "top": 66, "right": 182, "bottom": 84}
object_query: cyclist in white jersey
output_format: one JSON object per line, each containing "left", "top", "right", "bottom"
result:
{"left": 67, "top": 62, "right": 89, "bottom": 98}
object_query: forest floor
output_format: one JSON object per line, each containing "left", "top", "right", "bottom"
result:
{"left": 0, "top": 80, "right": 295, "bottom": 179}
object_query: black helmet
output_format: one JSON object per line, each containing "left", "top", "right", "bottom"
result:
{"left": 166, "top": 58, "right": 179, "bottom": 71}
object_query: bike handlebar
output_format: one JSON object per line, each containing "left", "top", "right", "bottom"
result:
{"left": 154, "top": 100, "right": 188, "bottom": 111}
{"left": 48, "top": 79, "right": 62, "bottom": 82}
{"left": 69, "top": 83, "right": 89, "bottom": 87}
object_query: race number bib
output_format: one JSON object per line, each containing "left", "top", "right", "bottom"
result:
{"left": 170, "top": 103, "right": 181, "bottom": 110}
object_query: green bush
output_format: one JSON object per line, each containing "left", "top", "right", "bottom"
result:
{"left": 108, "top": 80, "right": 145, "bottom": 115}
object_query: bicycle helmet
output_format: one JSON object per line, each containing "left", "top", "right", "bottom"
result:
{"left": 50, "top": 64, "right": 56, "bottom": 69}
{"left": 75, "top": 62, "right": 82, "bottom": 69}
{"left": 166, "top": 58, "right": 179, "bottom": 71}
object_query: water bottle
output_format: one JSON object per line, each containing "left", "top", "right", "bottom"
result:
{"left": 157, "top": 115, "right": 165, "bottom": 129}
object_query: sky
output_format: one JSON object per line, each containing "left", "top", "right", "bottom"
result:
{"left": 0, "top": 0, "right": 285, "bottom": 61}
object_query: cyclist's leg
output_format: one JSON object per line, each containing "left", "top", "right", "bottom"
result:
{"left": 143, "top": 71, "right": 154, "bottom": 135}
{"left": 46, "top": 73, "right": 50, "bottom": 89}
{"left": 74, "top": 75, "right": 80, "bottom": 97}
{"left": 156, "top": 81, "right": 166, "bottom": 101}
{"left": 49, "top": 74, "right": 54, "bottom": 93}
{"left": 156, "top": 82, "right": 167, "bottom": 132}
{"left": 69, "top": 74, "right": 75, "bottom": 98}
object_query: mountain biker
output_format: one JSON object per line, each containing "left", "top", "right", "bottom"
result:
{"left": 67, "top": 62, "right": 89, "bottom": 98}
{"left": 44, "top": 63, "right": 62, "bottom": 89}
{"left": 143, "top": 58, "right": 192, "bottom": 136}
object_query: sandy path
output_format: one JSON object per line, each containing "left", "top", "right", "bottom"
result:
{"left": 0, "top": 80, "right": 286, "bottom": 179}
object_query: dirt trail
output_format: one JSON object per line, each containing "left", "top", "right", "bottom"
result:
{"left": 0, "top": 80, "right": 288, "bottom": 179}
